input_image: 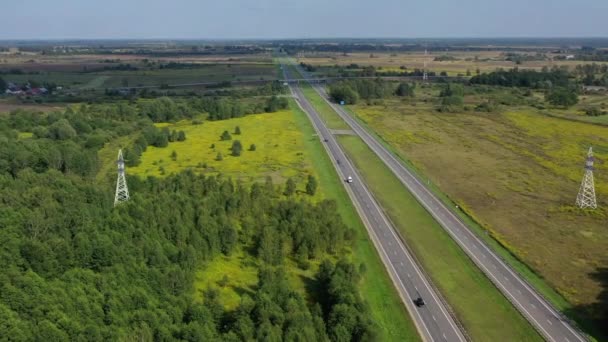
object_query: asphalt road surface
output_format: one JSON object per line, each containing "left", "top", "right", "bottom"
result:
{"left": 294, "top": 63, "right": 587, "bottom": 342}
{"left": 281, "top": 64, "right": 467, "bottom": 342}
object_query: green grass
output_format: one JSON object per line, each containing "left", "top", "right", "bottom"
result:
{"left": 337, "top": 135, "right": 543, "bottom": 341}
{"left": 128, "top": 110, "right": 317, "bottom": 188}
{"left": 299, "top": 83, "right": 351, "bottom": 130}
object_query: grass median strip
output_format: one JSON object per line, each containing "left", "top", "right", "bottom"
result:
{"left": 337, "top": 134, "right": 542, "bottom": 341}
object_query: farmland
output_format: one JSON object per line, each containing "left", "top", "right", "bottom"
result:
{"left": 298, "top": 51, "right": 608, "bottom": 76}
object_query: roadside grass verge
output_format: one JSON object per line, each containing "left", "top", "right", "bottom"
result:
{"left": 337, "top": 134, "right": 543, "bottom": 341}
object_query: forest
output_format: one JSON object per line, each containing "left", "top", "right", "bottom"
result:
{"left": 0, "top": 98, "right": 374, "bottom": 341}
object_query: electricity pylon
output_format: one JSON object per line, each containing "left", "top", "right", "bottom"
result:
{"left": 422, "top": 48, "right": 429, "bottom": 82}
{"left": 114, "top": 149, "right": 129, "bottom": 206}
{"left": 575, "top": 147, "right": 597, "bottom": 209}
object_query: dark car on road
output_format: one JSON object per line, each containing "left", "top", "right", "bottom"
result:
{"left": 414, "top": 297, "right": 425, "bottom": 307}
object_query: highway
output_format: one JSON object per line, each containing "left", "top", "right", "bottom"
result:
{"left": 281, "top": 63, "right": 467, "bottom": 342}
{"left": 293, "top": 63, "right": 588, "bottom": 342}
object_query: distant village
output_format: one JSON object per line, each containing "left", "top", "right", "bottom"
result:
{"left": 4, "top": 82, "right": 55, "bottom": 96}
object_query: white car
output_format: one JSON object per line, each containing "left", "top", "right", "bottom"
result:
{"left": 347, "top": 176, "right": 353, "bottom": 183}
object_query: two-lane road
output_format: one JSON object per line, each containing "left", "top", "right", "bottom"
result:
{"left": 282, "top": 64, "right": 467, "bottom": 342}
{"left": 298, "top": 64, "right": 587, "bottom": 342}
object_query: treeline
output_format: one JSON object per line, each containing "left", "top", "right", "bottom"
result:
{"left": 190, "top": 95, "right": 288, "bottom": 121}
{"left": 470, "top": 67, "right": 572, "bottom": 88}
{"left": 328, "top": 79, "right": 414, "bottom": 104}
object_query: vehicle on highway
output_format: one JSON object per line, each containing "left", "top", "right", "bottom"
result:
{"left": 414, "top": 297, "right": 425, "bottom": 307}
{"left": 346, "top": 176, "right": 353, "bottom": 183}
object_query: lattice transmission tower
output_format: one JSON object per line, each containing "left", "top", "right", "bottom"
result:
{"left": 575, "top": 147, "right": 597, "bottom": 209}
{"left": 422, "top": 48, "right": 429, "bottom": 82}
{"left": 114, "top": 149, "right": 130, "bottom": 206}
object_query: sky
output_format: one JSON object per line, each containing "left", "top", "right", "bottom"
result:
{"left": 2, "top": 0, "right": 607, "bottom": 40}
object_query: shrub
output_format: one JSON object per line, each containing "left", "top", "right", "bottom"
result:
{"left": 216, "top": 152, "right": 223, "bottom": 161}
{"left": 249, "top": 144, "right": 256, "bottom": 151}
{"left": 220, "top": 130, "right": 232, "bottom": 141}
{"left": 234, "top": 126, "right": 241, "bottom": 135}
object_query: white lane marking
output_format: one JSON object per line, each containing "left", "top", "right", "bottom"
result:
{"left": 443, "top": 333, "right": 447, "bottom": 340}
{"left": 547, "top": 319, "right": 553, "bottom": 325}
{"left": 308, "top": 68, "right": 584, "bottom": 342}
{"left": 432, "top": 315, "right": 437, "bottom": 322}
{"left": 517, "top": 290, "right": 522, "bottom": 295}
{"left": 400, "top": 262, "right": 404, "bottom": 267}
{"left": 299, "top": 65, "right": 465, "bottom": 342}
{"left": 407, "top": 273, "right": 411, "bottom": 278}
{"left": 531, "top": 303, "right": 537, "bottom": 309}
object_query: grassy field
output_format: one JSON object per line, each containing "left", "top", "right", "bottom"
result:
{"left": 349, "top": 98, "right": 608, "bottom": 339}
{"left": 119, "top": 103, "right": 419, "bottom": 340}
{"left": 128, "top": 110, "right": 317, "bottom": 188}
{"left": 298, "top": 51, "right": 608, "bottom": 77}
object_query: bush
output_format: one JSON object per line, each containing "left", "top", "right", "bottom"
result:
{"left": 220, "top": 130, "right": 232, "bottom": 141}
{"left": 249, "top": 144, "right": 256, "bottom": 151}
{"left": 216, "top": 152, "right": 223, "bottom": 161}
{"left": 306, "top": 175, "right": 318, "bottom": 196}
{"left": 585, "top": 107, "right": 606, "bottom": 116}
{"left": 234, "top": 126, "right": 241, "bottom": 135}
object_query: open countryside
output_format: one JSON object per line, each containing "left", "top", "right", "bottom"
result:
{"left": 1, "top": 2, "right": 608, "bottom": 342}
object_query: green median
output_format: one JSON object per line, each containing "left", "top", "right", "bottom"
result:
{"left": 337, "top": 134, "right": 543, "bottom": 341}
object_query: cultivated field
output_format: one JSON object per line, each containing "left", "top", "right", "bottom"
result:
{"left": 298, "top": 51, "right": 608, "bottom": 76}
{"left": 348, "top": 97, "right": 608, "bottom": 334}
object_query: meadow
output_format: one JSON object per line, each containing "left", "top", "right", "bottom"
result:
{"left": 349, "top": 97, "right": 608, "bottom": 337}
{"left": 128, "top": 109, "right": 316, "bottom": 186}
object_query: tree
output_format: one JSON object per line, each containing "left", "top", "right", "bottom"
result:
{"left": 234, "top": 126, "right": 241, "bottom": 135}
{"left": 0, "top": 76, "right": 6, "bottom": 93}
{"left": 328, "top": 84, "right": 359, "bottom": 104}
{"left": 171, "top": 150, "right": 178, "bottom": 161}
{"left": 231, "top": 140, "right": 243, "bottom": 156}
{"left": 48, "top": 119, "right": 77, "bottom": 140}
{"left": 546, "top": 87, "right": 579, "bottom": 107}
{"left": 177, "top": 131, "right": 186, "bottom": 141}
{"left": 305, "top": 175, "right": 318, "bottom": 196}
{"left": 249, "top": 144, "right": 256, "bottom": 151}
{"left": 284, "top": 178, "right": 296, "bottom": 196}
{"left": 221, "top": 131, "right": 232, "bottom": 141}
{"left": 216, "top": 152, "right": 223, "bottom": 161}
{"left": 395, "top": 82, "right": 415, "bottom": 97}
